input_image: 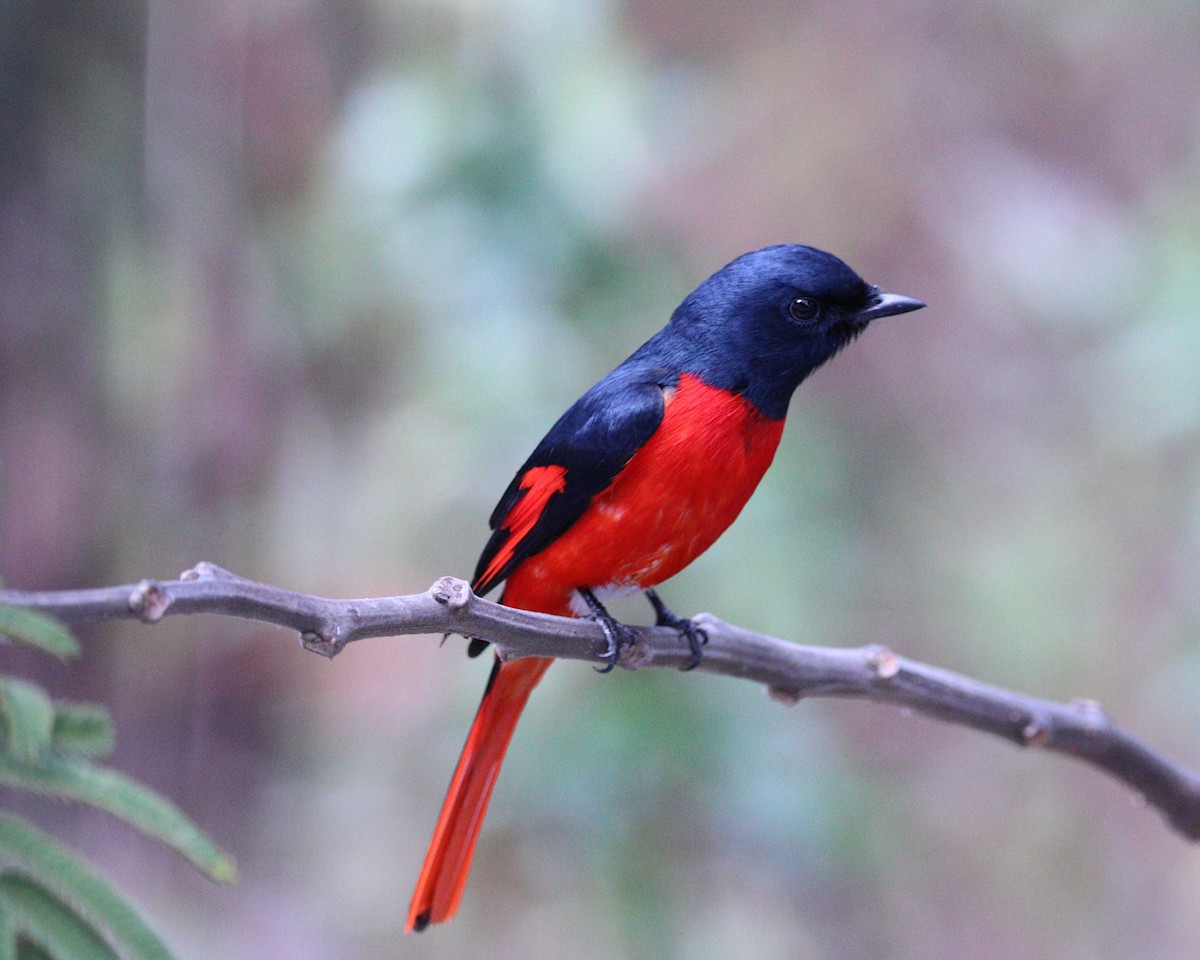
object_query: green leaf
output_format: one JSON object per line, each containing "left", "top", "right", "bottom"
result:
{"left": 0, "top": 608, "right": 77, "bottom": 661}
{"left": 50, "top": 705, "right": 115, "bottom": 759}
{"left": 0, "top": 756, "right": 235, "bottom": 884}
{"left": 0, "top": 681, "right": 55, "bottom": 764}
{"left": 0, "top": 814, "right": 173, "bottom": 960}
{"left": 0, "top": 877, "right": 118, "bottom": 960}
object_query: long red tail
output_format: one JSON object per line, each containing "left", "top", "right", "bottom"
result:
{"left": 406, "top": 654, "right": 553, "bottom": 931}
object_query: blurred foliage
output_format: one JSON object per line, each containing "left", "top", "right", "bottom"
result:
{"left": 3, "top": 0, "right": 1200, "bottom": 958}
{"left": 0, "top": 602, "right": 232, "bottom": 959}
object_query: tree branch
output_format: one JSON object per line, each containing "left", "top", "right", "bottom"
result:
{"left": 4, "top": 562, "right": 1199, "bottom": 842}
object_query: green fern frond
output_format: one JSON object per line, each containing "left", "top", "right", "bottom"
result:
{"left": 0, "top": 755, "right": 235, "bottom": 884}
{"left": 0, "top": 814, "right": 172, "bottom": 960}
{"left": 0, "top": 681, "right": 55, "bottom": 763}
{"left": 0, "top": 608, "right": 78, "bottom": 661}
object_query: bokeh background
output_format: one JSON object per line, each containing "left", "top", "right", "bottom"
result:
{"left": 4, "top": 0, "right": 1200, "bottom": 957}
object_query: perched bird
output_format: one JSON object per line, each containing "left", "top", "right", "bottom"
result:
{"left": 407, "top": 244, "right": 923, "bottom": 931}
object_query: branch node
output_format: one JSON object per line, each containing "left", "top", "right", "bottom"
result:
{"left": 867, "top": 644, "right": 900, "bottom": 679}
{"left": 128, "top": 581, "right": 171, "bottom": 623}
{"left": 431, "top": 577, "right": 472, "bottom": 611}
{"left": 767, "top": 686, "right": 802, "bottom": 707}
{"left": 1022, "top": 718, "right": 1051, "bottom": 747}
{"left": 620, "top": 640, "right": 652, "bottom": 671}
{"left": 1070, "top": 698, "right": 1110, "bottom": 731}
{"left": 301, "top": 631, "right": 343, "bottom": 659}
{"left": 182, "top": 561, "right": 236, "bottom": 582}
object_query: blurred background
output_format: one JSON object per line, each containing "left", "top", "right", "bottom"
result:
{"left": 4, "top": 0, "right": 1200, "bottom": 957}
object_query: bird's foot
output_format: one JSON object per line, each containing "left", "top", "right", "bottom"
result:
{"left": 645, "top": 589, "right": 707, "bottom": 671}
{"left": 579, "top": 588, "right": 637, "bottom": 673}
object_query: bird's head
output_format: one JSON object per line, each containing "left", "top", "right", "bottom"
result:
{"left": 665, "top": 244, "right": 924, "bottom": 418}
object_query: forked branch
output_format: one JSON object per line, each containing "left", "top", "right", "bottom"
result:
{"left": 4, "top": 562, "right": 1199, "bottom": 841}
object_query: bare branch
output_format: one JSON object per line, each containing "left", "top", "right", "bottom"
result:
{"left": 4, "top": 562, "right": 1199, "bottom": 842}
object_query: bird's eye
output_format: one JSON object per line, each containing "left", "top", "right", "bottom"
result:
{"left": 788, "top": 297, "right": 820, "bottom": 322}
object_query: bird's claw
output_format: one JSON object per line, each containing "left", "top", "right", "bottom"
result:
{"left": 675, "top": 620, "right": 708, "bottom": 671}
{"left": 579, "top": 588, "right": 637, "bottom": 673}
{"left": 645, "top": 588, "right": 707, "bottom": 670}
{"left": 593, "top": 617, "right": 637, "bottom": 673}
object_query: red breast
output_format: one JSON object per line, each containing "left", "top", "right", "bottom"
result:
{"left": 501, "top": 372, "right": 784, "bottom": 616}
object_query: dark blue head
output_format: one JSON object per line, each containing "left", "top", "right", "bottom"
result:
{"left": 645, "top": 245, "right": 924, "bottom": 419}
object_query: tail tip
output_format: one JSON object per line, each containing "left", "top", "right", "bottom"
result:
{"left": 408, "top": 910, "right": 431, "bottom": 934}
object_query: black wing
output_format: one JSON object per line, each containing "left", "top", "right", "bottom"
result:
{"left": 472, "top": 363, "right": 672, "bottom": 597}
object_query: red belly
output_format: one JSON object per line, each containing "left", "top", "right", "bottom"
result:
{"left": 502, "top": 373, "right": 784, "bottom": 616}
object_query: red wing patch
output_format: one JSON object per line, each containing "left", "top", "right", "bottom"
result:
{"left": 475, "top": 464, "right": 568, "bottom": 591}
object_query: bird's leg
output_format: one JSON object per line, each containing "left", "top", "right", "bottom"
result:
{"left": 578, "top": 588, "right": 637, "bottom": 673}
{"left": 644, "top": 589, "right": 708, "bottom": 671}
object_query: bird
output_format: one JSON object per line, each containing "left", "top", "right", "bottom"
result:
{"left": 406, "top": 244, "right": 924, "bottom": 931}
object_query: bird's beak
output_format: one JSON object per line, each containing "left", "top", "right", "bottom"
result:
{"left": 856, "top": 287, "right": 925, "bottom": 323}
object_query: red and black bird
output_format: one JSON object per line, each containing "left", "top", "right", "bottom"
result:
{"left": 407, "top": 244, "right": 924, "bottom": 930}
